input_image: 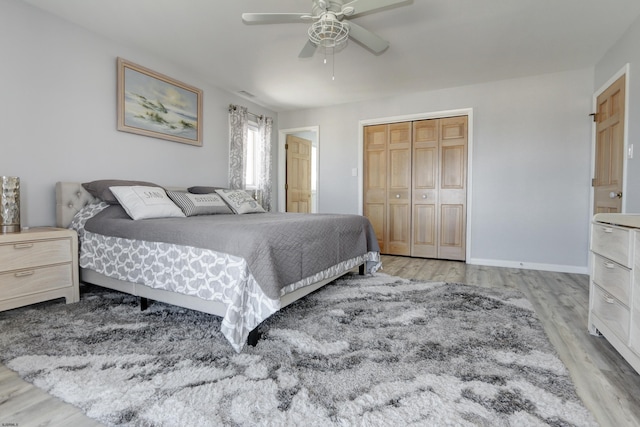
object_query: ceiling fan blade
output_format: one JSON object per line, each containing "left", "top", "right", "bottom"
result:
{"left": 343, "top": 0, "right": 408, "bottom": 16}
{"left": 347, "top": 21, "right": 389, "bottom": 53}
{"left": 242, "top": 13, "right": 308, "bottom": 24}
{"left": 299, "top": 40, "right": 317, "bottom": 58}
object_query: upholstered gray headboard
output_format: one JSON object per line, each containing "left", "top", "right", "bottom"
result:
{"left": 55, "top": 182, "right": 98, "bottom": 228}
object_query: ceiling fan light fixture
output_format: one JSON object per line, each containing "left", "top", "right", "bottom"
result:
{"left": 308, "top": 13, "right": 349, "bottom": 48}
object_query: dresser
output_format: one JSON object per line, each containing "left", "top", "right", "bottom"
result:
{"left": 589, "top": 213, "right": 640, "bottom": 374}
{"left": 0, "top": 227, "right": 79, "bottom": 311}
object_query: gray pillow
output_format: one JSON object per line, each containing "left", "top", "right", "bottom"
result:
{"left": 188, "top": 186, "right": 227, "bottom": 194}
{"left": 166, "top": 191, "right": 233, "bottom": 216}
{"left": 83, "top": 179, "right": 160, "bottom": 204}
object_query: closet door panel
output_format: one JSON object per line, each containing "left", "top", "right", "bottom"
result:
{"left": 438, "top": 116, "right": 467, "bottom": 260}
{"left": 364, "top": 125, "right": 388, "bottom": 253}
{"left": 412, "top": 119, "right": 439, "bottom": 257}
{"left": 386, "top": 122, "right": 412, "bottom": 255}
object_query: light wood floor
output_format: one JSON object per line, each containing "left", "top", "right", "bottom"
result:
{"left": 1, "top": 256, "right": 640, "bottom": 426}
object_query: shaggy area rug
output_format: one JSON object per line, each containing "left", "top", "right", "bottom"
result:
{"left": 0, "top": 273, "right": 597, "bottom": 426}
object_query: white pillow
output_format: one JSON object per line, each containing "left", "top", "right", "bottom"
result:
{"left": 166, "top": 191, "right": 232, "bottom": 216}
{"left": 215, "top": 189, "right": 265, "bottom": 214}
{"left": 109, "top": 186, "right": 186, "bottom": 220}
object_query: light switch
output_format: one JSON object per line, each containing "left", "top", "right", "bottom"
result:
{"left": 351, "top": 168, "right": 358, "bottom": 177}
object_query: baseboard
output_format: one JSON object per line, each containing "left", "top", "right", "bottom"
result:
{"left": 467, "top": 258, "right": 589, "bottom": 275}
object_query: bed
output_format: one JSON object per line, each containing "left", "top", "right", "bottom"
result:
{"left": 55, "top": 181, "right": 381, "bottom": 352}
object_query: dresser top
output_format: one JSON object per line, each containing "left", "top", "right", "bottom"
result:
{"left": 594, "top": 213, "right": 640, "bottom": 229}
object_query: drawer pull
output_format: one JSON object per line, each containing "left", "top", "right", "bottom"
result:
{"left": 601, "top": 227, "right": 614, "bottom": 233}
{"left": 13, "top": 243, "right": 33, "bottom": 249}
{"left": 603, "top": 293, "right": 616, "bottom": 304}
{"left": 604, "top": 262, "right": 616, "bottom": 269}
{"left": 14, "top": 270, "right": 34, "bottom": 278}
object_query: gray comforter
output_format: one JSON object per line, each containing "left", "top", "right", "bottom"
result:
{"left": 85, "top": 206, "right": 380, "bottom": 299}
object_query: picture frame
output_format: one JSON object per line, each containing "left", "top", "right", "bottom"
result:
{"left": 117, "top": 57, "right": 203, "bottom": 146}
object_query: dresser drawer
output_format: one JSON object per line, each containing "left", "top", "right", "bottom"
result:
{"left": 0, "top": 238, "right": 72, "bottom": 272}
{"left": 592, "top": 284, "right": 630, "bottom": 343}
{"left": 591, "top": 223, "right": 632, "bottom": 267}
{"left": 592, "top": 254, "right": 631, "bottom": 306}
{"left": 0, "top": 264, "right": 73, "bottom": 301}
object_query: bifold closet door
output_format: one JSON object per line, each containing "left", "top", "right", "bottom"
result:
{"left": 412, "top": 116, "right": 467, "bottom": 261}
{"left": 364, "top": 117, "right": 466, "bottom": 260}
{"left": 412, "top": 120, "right": 438, "bottom": 258}
{"left": 363, "top": 125, "right": 388, "bottom": 253}
{"left": 363, "top": 122, "right": 412, "bottom": 256}
{"left": 386, "top": 122, "right": 412, "bottom": 255}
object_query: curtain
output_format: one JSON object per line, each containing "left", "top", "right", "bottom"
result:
{"left": 228, "top": 104, "right": 273, "bottom": 211}
{"left": 228, "top": 105, "right": 248, "bottom": 190}
{"left": 256, "top": 115, "right": 273, "bottom": 211}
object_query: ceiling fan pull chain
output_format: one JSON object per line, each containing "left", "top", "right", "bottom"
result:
{"left": 332, "top": 48, "right": 336, "bottom": 80}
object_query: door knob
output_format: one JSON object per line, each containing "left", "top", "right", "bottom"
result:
{"left": 395, "top": 194, "right": 400, "bottom": 198}
{"left": 421, "top": 194, "right": 427, "bottom": 199}
{"left": 609, "top": 191, "right": 623, "bottom": 199}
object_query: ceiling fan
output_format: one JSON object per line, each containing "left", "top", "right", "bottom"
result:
{"left": 242, "top": 0, "right": 408, "bottom": 58}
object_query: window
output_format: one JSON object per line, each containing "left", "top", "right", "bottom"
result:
{"left": 245, "top": 122, "right": 260, "bottom": 190}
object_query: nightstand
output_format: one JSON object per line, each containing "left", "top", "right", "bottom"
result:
{"left": 0, "top": 227, "right": 79, "bottom": 311}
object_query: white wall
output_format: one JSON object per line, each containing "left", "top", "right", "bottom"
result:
{"left": 0, "top": 0, "right": 277, "bottom": 227}
{"left": 595, "top": 14, "right": 640, "bottom": 213}
{"left": 278, "top": 69, "right": 595, "bottom": 273}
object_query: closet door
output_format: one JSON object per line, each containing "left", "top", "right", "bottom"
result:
{"left": 387, "top": 123, "right": 412, "bottom": 255}
{"left": 438, "top": 116, "right": 467, "bottom": 261}
{"left": 412, "top": 120, "right": 438, "bottom": 258}
{"left": 364, "top": 125, "right": 388, "bottom": 253}
{"left": 411, "top": 116, "right": 467, "bottom": 260}
{"left": 364, "top": 117, "right": 466, "bottom": 259}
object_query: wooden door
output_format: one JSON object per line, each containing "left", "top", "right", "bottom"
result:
{"left": 594, "top": 75, "right": 625, "bottom": 213}
{"left": 411, "top": 117, "right": 467, "bottom": 261}
{"left": 412, "top": 119, "right": 438, "bottom": 258}
{"left": 364, "top": 125, "right": 388, "bottom": 252}
{"left": 438, "top": 117, "right": 467, "bottom": 260}
{"left": 364, "top": 116, "right": 467, "bottom": 260}
{"left": 387, "top": 122, "right": 412, "bottom": 255}
{"left": 286, "top": 135, "right": 312, "bottom": 213}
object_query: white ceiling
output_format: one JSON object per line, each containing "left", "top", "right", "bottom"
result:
{"left": 21, "top": 0, "right": 640, "bottom": 112}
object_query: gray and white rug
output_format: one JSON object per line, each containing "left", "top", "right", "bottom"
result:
{"left": 0, "top": 273, "right": 597, "bottom": 426}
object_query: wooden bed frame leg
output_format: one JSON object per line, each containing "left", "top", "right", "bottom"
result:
{"left": 140, "top": 297, "right": 149, "bottom": 311}
{"left": 359, "top": 263, "right": 365, "bottom": 275}
{"left": 247, "top": 328, "right": 262, "bottom": 347}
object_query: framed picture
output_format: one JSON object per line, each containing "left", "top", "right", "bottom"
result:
{"left": 117, "top": 57, "right": 203, "bottom": 146}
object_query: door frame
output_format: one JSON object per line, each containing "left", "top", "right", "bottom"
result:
{"left": 590, "top": 64, "right": 630, "bottom": 216}
{"left": 358, "top": 108, "right": 474, "bottom": 262}
{"left": 278, "top": 126, "right": 320, "bottom": 212}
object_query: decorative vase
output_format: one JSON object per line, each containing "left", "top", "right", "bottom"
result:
{"left": 1, "top": 176, "right": 20, "bottom": 233}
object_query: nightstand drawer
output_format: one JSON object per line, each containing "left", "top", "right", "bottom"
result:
{"left": 591, "top": 223, "right": 632, "bottom": 267}
{"left": 0, "top": 264, "right": 73, "bottom": 301}
{"left": 0, "top": 238, "right": 72, "bottom": 272}
{"left": 592, "top": 254, "right": 631, "bottom": 306}
{"left": 592, "top": 284, "right": 630, "bottom": 343}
